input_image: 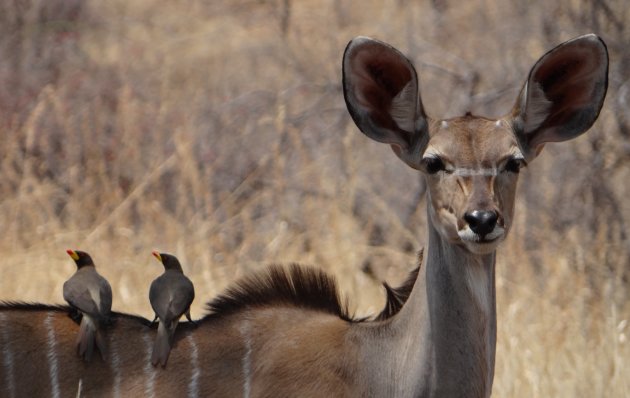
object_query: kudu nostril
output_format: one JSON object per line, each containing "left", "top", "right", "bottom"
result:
{"left": 464, "top": 210, "right": 498, "bottom": 237}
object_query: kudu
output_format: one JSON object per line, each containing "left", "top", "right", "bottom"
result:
{"left": 0, "top": 34, "right": 608, "bottom": 397}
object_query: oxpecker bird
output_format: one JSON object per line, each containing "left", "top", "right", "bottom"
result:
{"left": 63, "top": 249, "right": 112, "bottom": 362}
{"left": 149, "top": 251, "right": 195, "bottom": 368}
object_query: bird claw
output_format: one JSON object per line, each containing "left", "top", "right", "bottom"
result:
{"left": 186, "top": 313, "right": 198, "bottom": 327}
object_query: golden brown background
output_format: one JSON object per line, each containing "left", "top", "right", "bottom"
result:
{"left": 0, "top": 0, "right": 628, "bottom": 396}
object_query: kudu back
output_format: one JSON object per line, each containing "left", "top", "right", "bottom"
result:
{"left": 0, "top": 35, "right": 608, "bottom": 397}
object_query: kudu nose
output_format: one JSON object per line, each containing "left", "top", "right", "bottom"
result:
{"left": 464, "top": 210, "right": 498, "bottom": 237}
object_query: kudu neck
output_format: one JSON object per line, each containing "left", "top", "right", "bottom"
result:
{"left": 387, "top": 209, "right": 498, "bottom": 397}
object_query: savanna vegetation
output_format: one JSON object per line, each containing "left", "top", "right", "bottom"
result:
{"left": 0, "top": 0, "right": 628, "bottom": 396}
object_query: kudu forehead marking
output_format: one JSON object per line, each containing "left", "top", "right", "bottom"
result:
{"left": 427, "top": 118, "right": 524, "bottom": 170}
{"left": 453, "top": 168, "right": 499, "bottom": 177}
{"left": 44, "top": 313, "right": 61, "bottom": 398}
{"left": 0, "top": 313, "right": 17, "bottom": 398}
{"left": 452, "top": 146, "right": 524, "bottom": 177}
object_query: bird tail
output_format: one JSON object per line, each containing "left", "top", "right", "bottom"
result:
{"left": 77, "top": 315, "right": 108, "bottom": 362}
{"left": 151, "top": 320, "right": 177, "bottom": 368}
{"left": 94, "top": 326, "right": 108, "bottom": 361}
{"left": 77, "top": 316, "right": 96, "bottom": 361}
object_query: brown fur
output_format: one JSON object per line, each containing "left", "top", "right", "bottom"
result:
{"left": 0, "top": 264, "right": 415, "bottom": 397}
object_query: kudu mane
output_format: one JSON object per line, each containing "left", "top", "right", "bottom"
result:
{"left": 205, "top": 256, "right": 422, "bottom": 322}
{"left": 0, "top": 260, "right": 421, "bottom": 325}
{"left": 376, "top": 266, "right": 421, "bottom": 321}
{"left": 204, "top": 263, "right": 416, "bottom": 322}
{"left": 205, "top": 264, "right": 356, "bottom": 322}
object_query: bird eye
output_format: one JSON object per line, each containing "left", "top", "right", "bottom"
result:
{"left": 423, "top": 157, "right": 446, "bottom": 175}
{"left": 504, "top": 158, "right": 525, "bottom": 173}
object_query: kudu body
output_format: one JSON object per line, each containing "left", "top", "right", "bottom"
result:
{"left": 0, "top": 35, "right": 608, "bottom": 397}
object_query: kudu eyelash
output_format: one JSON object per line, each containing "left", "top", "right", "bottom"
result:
{"left": 422, "top": 157, "right": 447, "bottom": 174}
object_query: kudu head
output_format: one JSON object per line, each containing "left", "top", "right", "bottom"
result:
{"left": 343, "top": 35, "right": 608, "bottom": 254}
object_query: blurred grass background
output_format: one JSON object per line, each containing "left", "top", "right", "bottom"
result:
{"left": 0, "top": 0, "right": 628, "bottom": 396}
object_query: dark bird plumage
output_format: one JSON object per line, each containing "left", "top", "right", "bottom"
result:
{"left": 63, "top": 249, "right": 112, "bottom": 362}
{"left": 149, "top": 252, "right": 195, "bottom": 368}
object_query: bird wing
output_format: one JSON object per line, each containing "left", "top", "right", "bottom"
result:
{"left": 166, "top": 276, "right": 195, "bottom": 319}
{"left": 97, "top": 275, "right": 112, "bottom": 316}
{"left": 63, "top": 278, "right": 100, "bottom": 316}
{"left": 151, "top": 273, "right": 195, "bottom": 322}
{"left": 64, "top": 270, "right": 112, "bottom": 320}
{"left": 149, "top": 274, "right": 171, "bottom": 320}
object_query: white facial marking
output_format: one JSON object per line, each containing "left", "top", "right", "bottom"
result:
{"left": 187, "top": 334, "right": 200, "bottom": 398}
{"left": 495, "top": 120, "right": 502, "bottom": 127}
{"left": 453, "top": 168, "right": 499, "bottom": 177}
{"left": 484, "top": 226, "right": 504, "bottom": 241}
{"left": 458, "top": 225, "right": 505, "bottom": 243}
{"left": 44, "top": 313, "right": 61, "bottom": 398}
{"left": 240, "top": 321, "right": 253, "bottom": 398}
{"left": 0, "top": 314, "right": 16, "bottom": 398}
{"left": 441, "top": 120, "right": 449, "bottom": 129}
{"left": 452, "top": 146, "right": 523, "bottom": 178}
{"left": 510, "top": 146, "right": 525, "bottom": 160}
{"left": 142, "top": 333, "right": 157, "bottom": 398}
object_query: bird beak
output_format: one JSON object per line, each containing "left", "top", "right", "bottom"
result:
{"left": 152, "top": 251, "right": 162, "bottom": 263}
{"left": 66, "top": 249, "right": 79, "bottom": 261}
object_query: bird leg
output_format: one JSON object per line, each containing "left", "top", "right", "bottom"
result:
{"left": 185, "top": 310, "right": 198, "bottom": 327}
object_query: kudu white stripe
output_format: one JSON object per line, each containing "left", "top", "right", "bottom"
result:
{"left": 240, "top": 320, "right": 253, "bottom": 398}
{"left": 110, "top": 334, "right": 122, "bottom": 398}
{"left": 187, "top": 334, "right": 200, "bottom": 398}
{"left": 44, "top": 313, "right": 61, "bottom": 398}
{"left": 142, "top": 333, "right": 157, "bottom": 398}
{"left": 76, "top": 378, "right": 83, "bottom": 398}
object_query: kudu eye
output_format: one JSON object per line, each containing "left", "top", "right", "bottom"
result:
{"left": 503, "top": 157, "right": 526, "bottom": 173}
{"left": 422, "top": 157, "right": 446, "bottom": 175}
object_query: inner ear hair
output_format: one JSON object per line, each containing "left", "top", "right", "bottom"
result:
{"left": 511, "top": 34, "right": 608, "bottom": 160}
{"left": 342, "top": 37, "right": 430, "bottom": 166}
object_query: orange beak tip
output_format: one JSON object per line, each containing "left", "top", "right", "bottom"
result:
{"left": 66, "top": 249, "right": 79, "bottom": 261}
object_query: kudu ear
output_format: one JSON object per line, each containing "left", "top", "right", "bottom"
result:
{"left": 343, "top": 37, "right": 430, "bottom": 168}
{"left": 510, "top": 34, "right": 609, "bottom": 160}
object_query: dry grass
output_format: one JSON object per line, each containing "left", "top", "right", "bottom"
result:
{"left": 0, "top": 0, "right": 628, "bottom": 396}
